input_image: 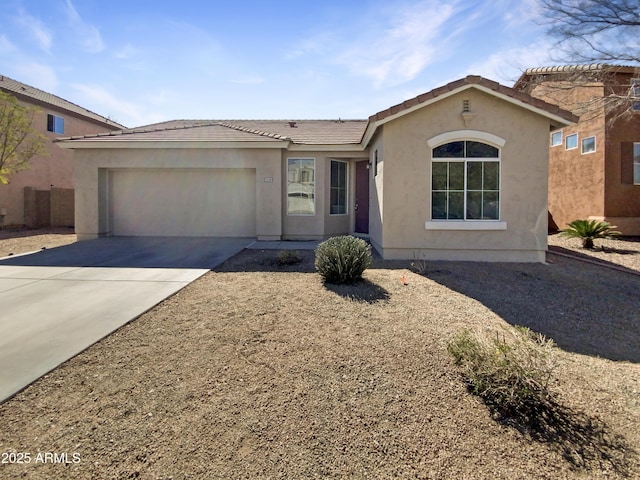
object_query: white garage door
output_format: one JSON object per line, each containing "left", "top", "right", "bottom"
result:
{"left": 110, "top": 168, "right": 256, "bottom": 237}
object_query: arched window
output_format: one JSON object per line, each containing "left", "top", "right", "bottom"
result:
{"left": 431, "top": 140, "right": 500, "bottom": 221}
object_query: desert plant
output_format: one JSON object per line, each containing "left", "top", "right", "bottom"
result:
{"left": 559, "top": 219, "right": 620, "bottom": 249}
{"left": 447, "top": 327, "right": 558, "bottom": 418}
{"left": 314, "top": 235, "right": 372, "bottom": 284}
{"left": 277, "top": 250, "right": 302, "bottom": 266}
{"left": 411, "top": 251, "right": 428, "bottom": 275}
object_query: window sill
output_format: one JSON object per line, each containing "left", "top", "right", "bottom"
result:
{"left": 425, "top": 221, "right": 507, "bottom": 231}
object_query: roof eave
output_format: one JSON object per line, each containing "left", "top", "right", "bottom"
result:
{"left": 56, "top": 139, "right": 291, "bottom": 149}
{"left": 287, "top": 143, "right": 365, "bottom": 152}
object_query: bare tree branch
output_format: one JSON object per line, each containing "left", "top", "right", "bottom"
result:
{"left": 539, "top": 0, "right": 640, "bottom": 64}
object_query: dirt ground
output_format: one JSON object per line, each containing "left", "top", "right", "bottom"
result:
{"left": 0, "top": 227, "right": 76, "bottom": 258}
{"left": 0, "top": 232, "right": 639, "bottom": 479}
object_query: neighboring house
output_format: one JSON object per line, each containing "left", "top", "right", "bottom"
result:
{"left": 514, "top": 64, "right": 640, "bottom": 235}
{"left": 58, "top": 76, "right": 575, "bottom": 262}
{"left": 0, "top": 75, "right": 125, "bottom": 227}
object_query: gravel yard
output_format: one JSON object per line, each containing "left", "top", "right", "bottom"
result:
{"left": 0, "top": 230, "right": 638, "bottom": 479}
{"left": 548, "top": 233, "right": 640, "bottom": 273}
{"left": 0, "top": 227, "right": 76, "bottom": 258}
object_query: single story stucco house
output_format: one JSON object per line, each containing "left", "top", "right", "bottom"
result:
{"left": 58, "top": 76, "right": 576, "bottom": 262}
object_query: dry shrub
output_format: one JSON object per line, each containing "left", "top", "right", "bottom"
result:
{"left": 448, "top": 327, "right": 636, "bottom": 473}
{"left": 277, "top": 250, "right": 302, "bottom": 266}
{"left": 447, "top": 326, "right": 558, "bottom": 419}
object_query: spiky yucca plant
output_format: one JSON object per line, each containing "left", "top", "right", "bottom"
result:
{"left": 559, "top": 219, "right": 620, "bottom": 249}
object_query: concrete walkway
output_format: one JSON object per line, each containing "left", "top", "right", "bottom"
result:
{"left": 0, "top": 236, "right": 253, "bottom": 402}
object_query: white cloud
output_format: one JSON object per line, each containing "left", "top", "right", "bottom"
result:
{"left": 295, "top": 0, "right": 465, "bottom": 87}
{"left": 0, "top": 35, "right": 16, "bottom": 53}
{"left": 114, "top": 44, "right": 141, "bottom": 60}
{"left": 13, "top": 62, "right": 58, "bottom": 91}
{"left": 465, "top": 38, "right": 556, "bottom": 84}
{"left": 69, "top": 83, "right": 146, "bottom": 127}
{"left": 502, "top": 0, "right": 544, "bottom": 28}
{"left": 14, "top": 8, "right": 53, "bottom": 52}
{"left": 64, "top": 0, "right": 105, "bottom": 53}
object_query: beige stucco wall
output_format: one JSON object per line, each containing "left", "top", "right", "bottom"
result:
{"left": 368, "top": 136, "right": 384, "bottom": 253}
{"left": 68, "top": 86, "right": 560, "bottom": 262}
{"left": 376, "top": 89, "right": 552, "bottom": 262}
{"left": 0, "top": 98, "right": 119, "bottom": 226}
{"left": 73, "top": 147, "right": 282, "bottom": 241}
{"left": 281, "top": 151, "right": 367, "bottom": 240}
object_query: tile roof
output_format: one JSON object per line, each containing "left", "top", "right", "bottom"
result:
{"left": 522, "top": 63, "right": 640, "bottom": 76}
{"left": 64, "top": 122, "right": 286, "bottom": 143}
{"left": 369, "top": 75, "right": 578, "bottom": 124}
{"left": 0, "top": 74, "right": 125, "bottom": 129}
{"left": 58, "top": 75, "right": 577, "bottom": 147}
{"left": 60, "top": 119, "right": 368, "bottom": 145}
{"left": 514, "top": 64, "right": 640, "bottom": 90}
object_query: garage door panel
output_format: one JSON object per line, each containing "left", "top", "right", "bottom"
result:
{"left": 110, "top": 169, "right": 256, "bottom": 237}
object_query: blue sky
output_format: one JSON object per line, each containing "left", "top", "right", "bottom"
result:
{"left": 0, "top": 0, "right": 555, "bottom": 128}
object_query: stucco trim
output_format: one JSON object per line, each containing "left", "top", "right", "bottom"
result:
{"left": 425, "top": 221, "right": 507, "bottom": 230}
{"left": 426, "top": 130, "right": 506, "bottom": 148}
{"left": 287, "top": 143, "right": 365, "bottom": 152}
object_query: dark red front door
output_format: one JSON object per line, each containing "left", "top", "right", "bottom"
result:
{"left": 355, "top": 160, "right": 369, "bottom": 234}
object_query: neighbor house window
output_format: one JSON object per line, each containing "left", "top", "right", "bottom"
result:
{"left": 631, "top": 79, "right": 640, "bottom": 111}
{"left": 431, "top": 141, "right": 500, "bottom": 220}
{"left": 634, "top": 143, "right": 640, "bottom": 184}
{"left": 582, "top": 136, "right": 596, "bottom": 154}
{"left": 565, "top": 133, "right": 578, "bottom": 150}
{"left": 330, "top": 160, "right": 347, "bottom": 215}
{"left": 550, "top": 131, "right": 562, "bottom": 147}
{"left": 47, "top": 114, "right": 64, "bottom": 134}
{"left": 287, "top": 158, "right": 315, "bottom": 215}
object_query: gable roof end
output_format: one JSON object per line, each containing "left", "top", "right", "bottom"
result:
{"left": 362, "top": 75, "right": 577, "bottom": 147}
{"left": 369, "top": 75, "right": 576, "bottom": 123}
{"left": 0, "top": 74, "right": 126, "bottom": 129}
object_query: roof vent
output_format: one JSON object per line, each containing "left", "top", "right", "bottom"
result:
{"left": 461, "top": 99, "right": 475, "bottom": 127}
{"left": 288, "top": 121, "right": 297, "bottom": 128}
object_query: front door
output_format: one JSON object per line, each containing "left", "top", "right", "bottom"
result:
{"left": 355, "top": 160, "right": 369, "bottom": 234}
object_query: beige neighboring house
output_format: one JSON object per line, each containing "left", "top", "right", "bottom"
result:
{"left": 0, "top": 75, "right": 125, "bottom": 228}
{"left": 58, "top": 76, "right": 576, "bottom": 262}
{"left": 515, "top": 64, "right": 640, "bottom": 235}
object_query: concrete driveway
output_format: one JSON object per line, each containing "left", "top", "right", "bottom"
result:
{"left": 0, "top": 236, "right": 253, "bottom": 402}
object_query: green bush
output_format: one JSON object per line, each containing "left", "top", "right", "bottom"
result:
{"left": 315, "top": 235, "right": 372, "bottom": 284}
{"left": 559, "top": 219, "right": 620, "bottom": 249}
{"left": 447, "top": 327, "right": 558, "bottom": 417}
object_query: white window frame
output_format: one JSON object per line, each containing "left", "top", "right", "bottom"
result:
{"left": 287, "top": 157, "right": 316, "bottom": 216}
{"left": 565, "top": 133, "right": 578, "bottom": 150}
{"left": 329, "top": 159, "right": 348, "bottom": 215}
{"left": 581, "top": 136, "right": 596, "bottom": 154}
{"left": 426, "top": 137, "right": 506, "bottom": 230}
{"left": 426, "top": 131, "right": 507, "bottom": 230}
{"left": 47, "top": 114, "right": 64, "bottom": 134}
{"left": 550, "top": 130, "right": 562, "bottom": 147}
{"left": 634, "top": 143, "right": 640, "bottom": 185}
